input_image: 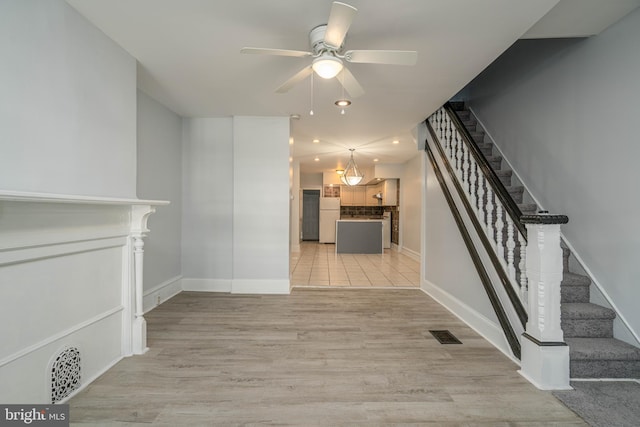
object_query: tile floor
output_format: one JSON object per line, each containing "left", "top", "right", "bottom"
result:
{"left": 290, "top": 241, "right": 421, "bottom": 287}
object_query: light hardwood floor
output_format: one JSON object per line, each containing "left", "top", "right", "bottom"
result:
{"left": 69, "top": 289, "right": 586, "bottom": 426}
{"left": 290, "top": 242, "right": 420, "bottom": 287}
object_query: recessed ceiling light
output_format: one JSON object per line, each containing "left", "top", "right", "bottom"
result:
{"left": 336, "top": 169, "right": 344, "bottom": 175}
{"left": 314, "top": 157, "right": 320, "bottom": 162}
{"left": 335, "top": 99, "right": 351, "bottom": 107}
{"left": 312, "top": 139, "right": 320, "bottom": 143}
{"left": 392, "top": 140, "right": 400, "bottom": 144}
{"left": 289, "top": 137, "right": 294, "bottom": 145}
{"left": 373, "top": 158, "right": 379, "bottom": 162}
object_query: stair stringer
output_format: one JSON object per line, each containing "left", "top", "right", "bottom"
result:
{"left": 425, "top": 132, "right": 525, "bottom": 361}
{"left": 468, "top": 106, "right": 640, "bottom": 349}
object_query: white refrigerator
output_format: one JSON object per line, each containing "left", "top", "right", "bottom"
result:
{"left": 319, "top": 197, "right": 341, "bottom": 243}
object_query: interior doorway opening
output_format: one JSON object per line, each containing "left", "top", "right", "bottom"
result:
{"left": 301, "top": 189, "right": 320, "bottom": 241}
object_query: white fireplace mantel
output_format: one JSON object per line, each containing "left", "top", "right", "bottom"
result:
{"left": 0, "top": 190, "right": 168, "bottom": 403}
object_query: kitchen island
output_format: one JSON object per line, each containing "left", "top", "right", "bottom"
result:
{"left": 335, "top": 219, "right": 383, "bottom": 254}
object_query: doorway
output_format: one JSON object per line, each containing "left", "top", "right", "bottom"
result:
{"left": 301, "top": 189, "right": 320, "bottom": 241}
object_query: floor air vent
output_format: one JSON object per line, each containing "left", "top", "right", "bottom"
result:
{"left": 429, "top": 330, "right": 462, "bottom": 344}
{"left": 51, "top": 347, "right": 81, "bottom": 403}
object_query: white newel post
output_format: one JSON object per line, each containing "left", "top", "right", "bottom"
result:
{"left": 519, "top": 214, "right": 571, "bottom": 390}
{"left": 130, "top": 205, "right": 157, "bottom": 355}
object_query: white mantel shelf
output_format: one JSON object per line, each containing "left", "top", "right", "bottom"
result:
{"left": 0, "top": 189, "right": 169, "bottom": 206}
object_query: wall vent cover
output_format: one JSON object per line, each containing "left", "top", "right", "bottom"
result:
{"left": 51, "top": 347, "right": 81, "bottom": 403}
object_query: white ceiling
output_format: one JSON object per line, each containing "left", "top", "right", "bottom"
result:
{"left": 66, "top": 0, "right": 639, "bottom": 176}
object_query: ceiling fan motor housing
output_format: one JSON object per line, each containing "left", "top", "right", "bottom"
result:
{"left": 309, "top": 24, "right": 343, "bottom": 55}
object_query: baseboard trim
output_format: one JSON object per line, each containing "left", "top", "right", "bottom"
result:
{"left": 143, "top": 275, "right": 183, "bottom": 313}
{"left": 420, "top": 279, "right": 518, "bottom": 364}
{"left": 182, "top": 278, "right": 232, "bottom": 293}
{"left": 400, "top": 246, "right": 420, "bottom": 262}
{"left": 232, "top": 279, "right": 291, "bottom": 294}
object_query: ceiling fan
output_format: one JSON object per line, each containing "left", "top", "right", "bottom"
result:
{"left": 240, "top": 1, "right": 417, "bottom": 98}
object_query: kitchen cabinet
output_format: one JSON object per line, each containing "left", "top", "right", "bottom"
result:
{"left": 381, "top": 179, "right": 398, "bottom": 206}
{"left": 340, "top": 185, "right": 366, "bottom": 206}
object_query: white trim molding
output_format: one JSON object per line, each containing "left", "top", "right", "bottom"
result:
{"left": 182, "top": 278, "right": 232, "bottom": 293}
{"left": 143, "top": 275, "right": 183, "bottom": 313}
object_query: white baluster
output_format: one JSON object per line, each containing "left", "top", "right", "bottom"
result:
{"left": 485, "top": 186, "right": 494, "bottom": 238}
{"left": 455, "top": 132, "right": 463, "bottom": 177}
{"left": 462, "top": 140, "right": 470, "bottom": 193}
{"left": 477, "top": 172, "right": 486, "bottom": 225}
{"left": 495, "top": 201, "right": 504, "bottom": 260}
{"left": 506, "top": 216, "right": 516, "bottom": 282}
{"left": 469, "top": 159, "right": 478, "bottom": 212}
{"left": 519, "top": 232, "right": 528, "bottom": 304}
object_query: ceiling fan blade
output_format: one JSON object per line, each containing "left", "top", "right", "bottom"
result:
{"left": 345, "top": 50, "right": 418, "bottom": 65}
{"left": 338, "top": 68, "right": 364, "bottom": 98}
{"left": 240, "top": 47, "right": 312, "bottom": 58}
{"left": 324, "top": 2, "right": 357, "bottom": 48}
{"left": 275, "top": 65, "right": 313, "bottom": 93}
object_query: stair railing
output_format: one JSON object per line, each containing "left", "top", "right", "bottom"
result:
{"left": 426, "top": 103, "right": 572, "bottom": 389}
{"left": 428, "top": 104, "right": 528, "bottom": 313}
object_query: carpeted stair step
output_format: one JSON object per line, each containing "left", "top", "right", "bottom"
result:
{"left": 507, "top": 185, "right": 524, "bottom": 204}
{"left": 486, "top": 155, "right": 502, "bottom": 170}
{"left": 566, "top": 337, "right": 640, "bottom": 378}
{"left": 494, "top": 169, "right": 511, "bottom": 186}
{"left": 562, "top": 303, "right": 615, "bottom": 338}
{"left": 476, "top": 142, "right": 494, "bottom": 157}
{"left": 561, "top": 272, "right": 591, "bottom": 303}
{"left": 450, "top": 101, "right": 466, "bottom": 111}
{"left": 469, "top": 131, "right": 485, "bottom": 144}
{"left": 518, "top": 203, "right": 538, "bottom": 215}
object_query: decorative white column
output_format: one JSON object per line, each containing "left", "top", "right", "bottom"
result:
{"left": 130, "top": 205, "right": 157, "bottom": 355}
{"left": 519, "top": 213, "right": 571, "bottom": 390}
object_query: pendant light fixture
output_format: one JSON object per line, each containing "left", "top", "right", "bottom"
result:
{"left": 341, "top": 149, "right": 364, "bottom": 186}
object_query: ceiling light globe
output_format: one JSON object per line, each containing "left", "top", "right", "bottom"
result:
{"left": 312, "top": 56, "right": 343, "bottom": 79}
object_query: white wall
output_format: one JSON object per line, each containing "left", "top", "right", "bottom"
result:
{"left": 301, "top": 173, "right": 323, "bottom": 188}
{"left": 181, "top": 116, "right": 291, "bottom": 294}
{"left": 0, "top": 0, "right": 137, "bottom": 198}
{"left": 400, "top": 154, "right": 423, "bottom": 256}
{"left": 232, "top": 116, "right": 290, "bottom": 293}
{"left": 181, "top": 118, "right": 234, "bottom": 289}
{"left": 464, "top": 8, "right": 640, "bottom": 340}
{"left": 137, "top": 91, "right": 183, "bottom": 307}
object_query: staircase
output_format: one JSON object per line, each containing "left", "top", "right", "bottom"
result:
{"left": 451, "top": 102, "right": 640, "bottom": 379}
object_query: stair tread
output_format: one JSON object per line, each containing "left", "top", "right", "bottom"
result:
{"left": 507, "top": 185, "right": 524, "bottom": 192}
{"left": 562, "top": 303, "right": 616, "bottom": 319}
{"left": 494, "top": 169, "right": 512, "bottom": 177}
{"left": 566, "top": 337, "right": 640, "bottom": 361}
{"left": 562, "top": 272, "right": 591, "bottom": 286}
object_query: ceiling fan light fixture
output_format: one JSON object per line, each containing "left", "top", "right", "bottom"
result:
{"left": 312, "top": 55, "right": 343, "bottom": 79}
{"left": 342, "top": 149, "right": 364, "bottom": 186}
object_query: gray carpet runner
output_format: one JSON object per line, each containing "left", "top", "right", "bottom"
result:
{"left": 451, "top": 102, "right": 640, "bottom": 379}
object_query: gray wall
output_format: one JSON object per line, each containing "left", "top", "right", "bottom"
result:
{"left": 137, "top": 90, "right": 183, "bottom": 291}
{"left": 464, "top": 8, "right": 640, "bottom": 341}
{"left": 0, "top": 0, "right": 137, "bottom": 198}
